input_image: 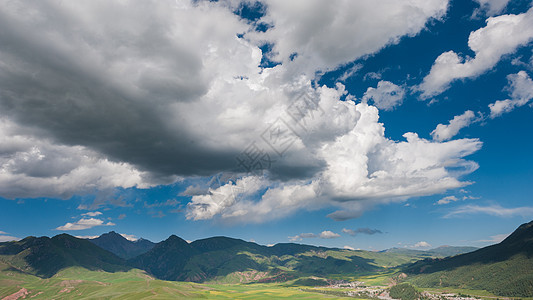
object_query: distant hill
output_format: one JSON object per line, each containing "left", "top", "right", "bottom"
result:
{"left": 405, "top": 220, "right": 533, "bottom": 297}
{"left": 425, "top": 245, "right": 478, "bottom": 257}
{"left": 129, "top": 235, "right": 390, "bottom": 283}
{"left": 0, "top": 234, "right": 129, "bottom": 277}
{"left": 88, "top": 231, "right": 155, "bottom": 259}
{"left": 384, "top": 246, "right": 477, "bottom": 258}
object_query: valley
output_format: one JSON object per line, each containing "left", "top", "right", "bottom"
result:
{"left": 1, "top": 220, "right": 533, "bottom": 299}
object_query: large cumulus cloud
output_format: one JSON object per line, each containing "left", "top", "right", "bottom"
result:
{"left": 0, "top": 0, "right": 483, "bottom": 222}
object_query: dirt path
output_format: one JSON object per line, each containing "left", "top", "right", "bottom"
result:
{"left": 2, "top": 288, "right": 29, "bottom": 300}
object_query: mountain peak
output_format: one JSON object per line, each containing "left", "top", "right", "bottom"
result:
{"left": 165, "top": 235, "right": 188, "bottom": 244}
{"left": 500, "top": 219, "right": 533, "bottom": 246}
{"left": 89, "top": 232, "right": 155, "bottom": 259}
{"left": 103, "top": 231, "right": 122, "bottom": 237}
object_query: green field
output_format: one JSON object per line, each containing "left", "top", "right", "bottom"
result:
{"left": 0, "top": 263, "right": 350, "bottom": 299}
{"left": 5, "top": 262, "right": 533, "bottom": 299}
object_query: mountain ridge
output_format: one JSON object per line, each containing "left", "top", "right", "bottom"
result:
{"left": 405, "top": 220, "right": 533, "bottom": 296}
{"left": 0, "top": 224, "right": 525, "bottom": 290}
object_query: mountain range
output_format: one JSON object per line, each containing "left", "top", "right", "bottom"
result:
{"left": 0, "top": 231, "right": 471, "bottom": 284}
{"left": 1, "top": 221, "right": 533, "bottom": 296}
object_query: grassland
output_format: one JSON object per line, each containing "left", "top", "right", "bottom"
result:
{"left": 0, "top": 263, "right": 349, "bottom": 299}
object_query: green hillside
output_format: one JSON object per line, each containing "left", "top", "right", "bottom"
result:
{"left": 0, "top": 234, "right": 129, "bottom": 278}
{"left": 0, "top": 232, "right": 432, "bottom": 286}
{"left": 0, "top": 263, "right": 356, "bottom": 299}
{"left": 128, "top": 235, "right": 199, "bottom": 281}
{"left": 405, "top": 220, "right": 533, "bottom": 297}
{"left": 130, "top": 235, "right": 433, "bottom": 284}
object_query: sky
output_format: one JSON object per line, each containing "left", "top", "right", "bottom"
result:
{"left": 0, "top": 0, "right": 532, "bottom": 251}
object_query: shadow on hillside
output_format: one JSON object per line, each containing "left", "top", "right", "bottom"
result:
{"left": 404, "top": 243, "right": 533, "bottom": 274}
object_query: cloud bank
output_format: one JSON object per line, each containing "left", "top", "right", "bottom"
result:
{"left": 0, "top": 0, "right": 484, "bottom": 222}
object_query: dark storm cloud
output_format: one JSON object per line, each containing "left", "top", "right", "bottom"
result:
{"left": 0, "top": 0, "right": 244, "bottom": 179}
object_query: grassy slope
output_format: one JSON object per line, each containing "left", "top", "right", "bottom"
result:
{"left": 194, "top": 248, "right": 432, "bottom": 284}
{"left": 408, "top": 253, "right": 533, "bottom": 297}
{"left": 405, "top": 220, "right": 533, "bottom": 297}
{"left": 0, "top": 263, "right": 344, "bottom": 299}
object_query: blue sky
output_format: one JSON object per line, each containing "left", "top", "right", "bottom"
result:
{"left": 0, "top": 0, "right": 532, "bottom": 251}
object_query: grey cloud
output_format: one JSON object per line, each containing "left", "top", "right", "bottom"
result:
{"left": 0, "top": 0, "right": 244, "bottom": 182}
{"left": 327, "top": 210, "right": 363, "bottom": 221}
{"left": 288, "top": 231, "right": 341, "bottom": 241}
{"left": 0, "top": 0, "right": 330, "bottom": 188}
{"left": 342, "top": 227, "right": 383, "bottom": 236}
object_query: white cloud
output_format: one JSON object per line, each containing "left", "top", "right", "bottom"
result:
{"left": 120, "top": 233, "right": 138, "bottom": 241}
{"left": 55, "top": 218, "right": 115, "bottom": 231}
{"left": 319, "top": 230, "right": 341, "bottom": 239}
{"left": 362, "top": 80, "right": 405, "bottom": 111}
{"left": 431, "top": 110, "right": 477, "bottom": 142}
{"left": 364, "top": 72, "right": 383, "bottom": 81}
{"left": 489, "top": 71, "right": 533, "bottom": 118}
{"left": 0, "top": 235, "right": 20, "bottom": 242}
{"left": 339, "top": 64, "right": 363, "bottom": 82}
{"left": 75, "top": 235, "right": 99, "bottom": 240}
{"left": 342, "top": 228, "right": 356, "bottom": 236}
{"left": 188, "top": 101, "right": 482, "bottom": 223}
{"left": 474, "top": 0, "right": 511, "bottom": 16}
{"left": 288, "top": 233, "right": 317, "bottom": 242}
{"left": 82, "top": 211, "right": 103, "bottom": 217}
{"left": 257, "top": 0, "right": 448, "bottom": 75}
{"left": 288, "top": 230, "right": 340, "bottom": 241}
{"left": 343, "top": 245, "right": 355, "bottom": 250}
{"left": 476, "top": 233, "right": 510, "bottom": 243}
{"left": 419, "top": 7, "right": 533, "bottom": 99}
{"left": 0, "top": 230, "right": 19, "bottom": 242}
{"left": 445, "top": 204, "right": 533, "bottom": 218}
{"left": 0, "top": 119, "right": 158, "bottom": 199}
{"left": 435, "top": 195, "right": 459, "bottom": 205}
{"left": 411, "top": 241, "right": 432, "bottom": 248}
